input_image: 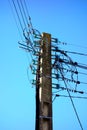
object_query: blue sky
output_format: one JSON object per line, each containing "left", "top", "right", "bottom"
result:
{"left": 0, "top": 0, "right": 87, "bottom": 130}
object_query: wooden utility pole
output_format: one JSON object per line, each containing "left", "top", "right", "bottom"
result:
{"left": 36, "top": 33, "right": 53, "bottom": 130}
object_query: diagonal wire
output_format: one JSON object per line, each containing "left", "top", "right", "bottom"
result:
{"left": 23, "top": 0, "right": 32, "bottom": 28}
{"left": 8, "top": 0, "right": 23, "bottom": 40}
{"left": 12, "top": 0, "right": 23, "bottom": 31}
{"left": 19, "top": 0, "right": 35, "bottom": 51}
{"left": 23, "top": 0, "right": 35, "bottom": 34}
{"left": 23, "top": 0, "right": 30, "bottom": 18}
{"left": 16, "top": 0, "right": 27, "bottom": 30}
{"left": 19, "top": 0, "right": 36, "bottom": 52}
{"left": 19, "top": 0, "right": 29, "bottom": 25}
{"left": 59, "top": 67, "right": 84, "bottom": 130}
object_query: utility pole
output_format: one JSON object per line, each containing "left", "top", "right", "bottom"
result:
{"left": 36, "top": 33, "right": 53, "bottom": 130}
{"left": 19, "top": 25, "right": 82, "bottom": 130}
{"left": 13, "top": 1, "right": 84, "bottom": 129}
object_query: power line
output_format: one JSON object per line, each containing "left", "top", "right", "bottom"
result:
{"left": 16, "top": 0, "right": 36, "bottom": 53}
{"left": 54, "top": 66, "right": 87, "bottom": 76}
{"left": 8, "top": 0, "right": 23, "bottom": 40}
{"left": 53, "top": 39, "right": 87, "bottom": 49}
{"left": 56, "top": 94, "right": 87, "bottom": 99}
{"left": 52, "top": 47, "right": 87, "bottom": 57}
{"left": 23, "top": 0, "right": 30, "bottom": 18}
{"left": 65, "top": 50, "right": 87, "bottom": 56}
{"left": 27, "top": 66, "right": 32, "bottom": 86}
{"left": 78, "top": 62, "right": 87, "bottom": 68}
{"left": 23, "top": 0, "right": 34, "bottom": 32}
{"left": 80, "top": 81, "right": 87, "bottom": 85}
{"left": 12, "top": 0, "right": 24, "bottom": 31}
{"left": 19, "top": 0, "right": 28, "bottom": 25}
{"left": 67, "top": 43, "right": 87, "bottom": 49}
{"left": 59, "top": 68, "right": 84, "bottom": 130}
{"left": 16, "top": 0, "right": 27, "bottom": 30}
{"left": 57, "top": 57, "right": 87, "bottom": 70}
{"left": 11, "top": 1, "right": 86, "bottom": 129}
{"left": 79, "top": 71, "right": 87, "bottom": 76}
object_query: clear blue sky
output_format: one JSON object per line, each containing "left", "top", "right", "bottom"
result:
{"left": 0, "top": 0, "right": 87, "bottom": 130}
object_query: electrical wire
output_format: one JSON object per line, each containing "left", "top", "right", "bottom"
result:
{"left": 67, "top": 43, "right": 87, "bottom": 49}
{"left": 9, "top": 1, "right": 85, "bottom": 129}
{"left": 52, "top": 48, "right": 87, "bottom": 71}
{"left": 65, "top": 51, "right": 87, "bottom": 56}
{"left": 12, "top": 0, "right": 34, "bottom": 54}
{"left": 19, "top": 0, "right": 28, "bottom": 25}
{"left": 8, "top": 0, "right": 23, "bottom": 40}
{"left": 59, "top": 76, "right": 87, "bottom": 85}
{"left": 52, "top": 48, "right": 87, "bottom": 57}
{"left": 27, "top": 67, "right": 31, "bottom": 84}
{"left": 52, "top": 95, "right": 56, "bottom": 102}
{"left": 59, "top": 68, "right": 84, "bottom": 130}
{"left": 57, "top": 58, "right": 87, "bottom": 70}
{"left": 16, "top": 0, "right": 27, "bottom": 30}
{"left": 23, "top": 0, "right": 35, "bottom": 36}
{"left": 57, "top": 41, "right": 87, "bottom": 49}
{"left": 19, "top": 0, "right": 36, "bottom": 53}
{"left": 53, "top": 66, "right": 87, "bottom": 76}
{"left": 80, "top": 81, "right": 87, "bottom": 85}
{"left": 25, "top": 51, "right": 34, "bottom": 87}
{"left": 52, "top": 89, "right": 64, "bottom": 94}
{"left": 9, "top": 0, "right": 34, "bottom": 84}
{"left": 12, "top": 0, "right": 24, "bottom": 31}
{"left": 78, "top": 62, "right": 87, "bottom": 68}
{"left": 77, "top": 64, "right": 87, "bottom": 70}
{"left": 56, "top": 94, "right": 87, "bottom": 99}
{"left": 24, "top": 0, "right": 30, "bottom": 18}
{"left": 15, "top": 0, "right": 36, "bottom": 53}
{"left": 23, "top": 0, "right": 34, "bottom": 33}
{"left": 79, "top": 71, "right": 87, "bottom": 76}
